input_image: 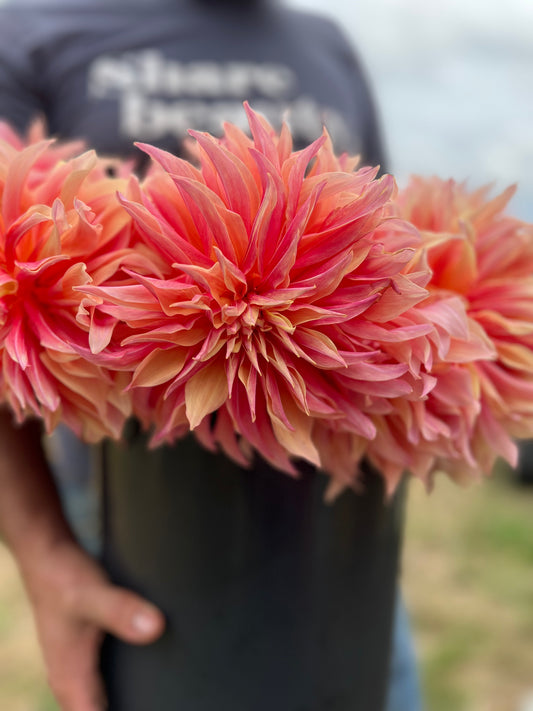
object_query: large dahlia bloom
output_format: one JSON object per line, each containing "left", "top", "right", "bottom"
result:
{"left": 394, "top": 176, "right": 533, "bottom": 482}
{"left": 307, "top": 218, "right": 496, "bottom": 496}
{"left": 83, "top": 106, "right": 468, "bottom": 488}
{"left": 0, "top": 126, "right": 139, "bottom": 440}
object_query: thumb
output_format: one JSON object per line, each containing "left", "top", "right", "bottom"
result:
{"left": 75, "top": 581, "right": 166, "bottom": 645}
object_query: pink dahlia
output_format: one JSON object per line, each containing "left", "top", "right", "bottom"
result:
{"left": 0, "top": 118, "right": 87, "bottom": 188}
{"left": 394, "top": 176, "right": 533, "bottom": 482}
{"left": 0, "top": 128, "right": 139, "bottom": 440}
{"left": 84, "top": 106, "right": 460, "bottom": 488}
{"left": 310, "top": 220, "right": 495, "bottom": 495}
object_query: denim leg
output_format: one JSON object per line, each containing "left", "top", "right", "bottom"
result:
{"left": 44, "top": 424, "right": 102, "bottom": 556}
{"left": 385, "top": 593, "right": 423, "bottom": 711}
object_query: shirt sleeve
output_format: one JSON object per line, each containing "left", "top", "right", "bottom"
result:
{"left": 0, "top": 7, "right": 48, "bottom": 132}
{"left": 329, "top": 18, "right": 389, "bottom": 173}
{"left": 349, "top": 55, "right": 389, "bottom": 174}
{"left": 359, "top": 85, "right": 389, "bottom": 175}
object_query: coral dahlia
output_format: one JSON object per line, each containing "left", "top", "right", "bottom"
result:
{"left": 0, "top": 126, "right": 136, "bottom": 440}
{"left": 84, "top": 106, "right": 459, "bottom": 487}
{"left": 394, "top": 176, "right": 533, "bottom": 483}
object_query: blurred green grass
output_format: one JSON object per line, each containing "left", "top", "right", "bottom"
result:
{"left": 403, "top": 465, "right": 533, "bottom": 711}
{"left": 1, "top": 464, "right": 532, "bottom": 710}
{"left": 0, "top": 544, "right": 58, "bottom": 711}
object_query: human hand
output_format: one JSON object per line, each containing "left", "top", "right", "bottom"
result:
{"left": 19, "top": 539, "right": 165, "bottom": 711}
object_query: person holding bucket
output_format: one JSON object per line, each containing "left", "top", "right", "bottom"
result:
{"left": 0, "top": 0, "right": 421, "bottom": 709}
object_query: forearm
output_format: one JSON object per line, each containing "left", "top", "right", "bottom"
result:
{"left": 0, "top": 408, "right": 74, "bottom": 570}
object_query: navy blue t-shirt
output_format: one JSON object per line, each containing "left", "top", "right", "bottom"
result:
{"left": 0, "top": 0, "right": 386, "bottom": 167}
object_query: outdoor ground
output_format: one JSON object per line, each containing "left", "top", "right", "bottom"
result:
{"left": 403, "top": 466, "right": 533, "bottom": 711}
{"left": 1, "top": 464, "right": 532, "bottom": 711}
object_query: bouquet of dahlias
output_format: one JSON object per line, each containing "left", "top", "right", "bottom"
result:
{"left": 2, "top": 106, "right": 532, "bottom": 497}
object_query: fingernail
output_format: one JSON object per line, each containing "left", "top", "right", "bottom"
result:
{"left": 131, "top": 611, "right": 157, "bottom": 634}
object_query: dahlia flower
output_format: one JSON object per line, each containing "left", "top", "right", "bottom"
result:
{"left": 5, "top": 111, "right": 529, "bottom": 495}
{"left": 0, "top": 126, "right": 140, "bottom": 440}
{"left": 393, "top": 176, "right": 533, "bottom": 483}
{"left": 83, "top": 106, "right": 471, "bottom": 489}
{"left": 0, "top": 118, "right": 87, "bottom": 188}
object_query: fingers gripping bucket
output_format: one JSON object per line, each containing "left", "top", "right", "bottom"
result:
{"left": 100, "top": 432, "right": 405, "bottom": 711}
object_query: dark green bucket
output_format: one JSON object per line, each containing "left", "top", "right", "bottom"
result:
{"left": 100, "top": 431, "right": 404, "bottom": 711}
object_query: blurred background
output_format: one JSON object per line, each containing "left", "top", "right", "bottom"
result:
{"left": 1, "top": 0, "right": 532, "bottom": 710}
{"left": 292, "top": 0, "right": 533, "bottom": 223}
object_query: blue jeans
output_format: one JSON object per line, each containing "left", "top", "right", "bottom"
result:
{"left": 386, "top": 595, "right": 423, "bottom": 711}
